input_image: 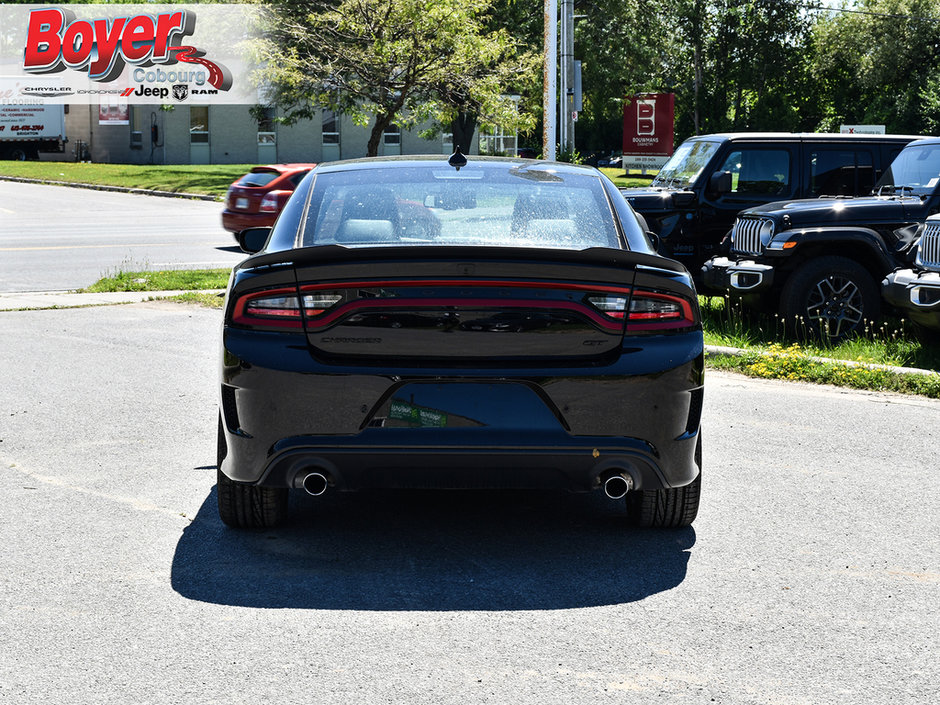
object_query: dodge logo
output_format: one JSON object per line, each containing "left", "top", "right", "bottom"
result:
{"left": 172, "top": 84, "right": 189, "bottom": 101}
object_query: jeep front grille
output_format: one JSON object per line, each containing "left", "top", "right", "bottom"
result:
{"left": 917, "top": 221, "right": 940, "bottom": 270}
{"left": 731, "top": 217, "right": 768, "bottom": 256}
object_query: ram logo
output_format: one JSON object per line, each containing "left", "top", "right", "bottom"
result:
{"left": 172, "top": 84, "right": 189, "bottom": 101}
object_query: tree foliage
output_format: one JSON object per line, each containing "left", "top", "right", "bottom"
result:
{"left": 253, "top": 0, "right": 539, "bottom": 156}
{"left": 563, "top": 0, "right": 940, "bottom": 147}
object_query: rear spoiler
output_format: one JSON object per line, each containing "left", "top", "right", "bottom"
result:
{"left": 238, "top": 245, "right": 690, "bottom": 276}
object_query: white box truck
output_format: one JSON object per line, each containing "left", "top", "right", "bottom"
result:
{"left": 0, "top": 105, "right": 66, "bottom": 160}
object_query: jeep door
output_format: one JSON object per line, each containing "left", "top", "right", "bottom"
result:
{"left": 699, "top": 142, "right": 798, "bottom": 262}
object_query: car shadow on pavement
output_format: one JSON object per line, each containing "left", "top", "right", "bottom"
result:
{"left": 171, "top": 486, "right": 696, "bottom": 611}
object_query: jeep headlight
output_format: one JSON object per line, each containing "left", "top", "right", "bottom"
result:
{"left": 759, "top": 219, "right": 775, "bottom": 247}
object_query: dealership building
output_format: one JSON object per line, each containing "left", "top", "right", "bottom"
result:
{"left": 60, "top": 103, "right": 517, "bottom": 165}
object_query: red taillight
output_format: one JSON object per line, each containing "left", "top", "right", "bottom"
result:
{"left": 260, "top": 190, "right": 291, "bottom": 213}
{"left": 626, "top": 291, "right": 696, "bottom": 331}
{"left": 585, "top": 294, "right": 628, "bottom": 319}
{"left": 302, "top": 293, "right": 343, "bottom": 316}
{"left": 232, "top": 288, "right": 343, "bottom": 329}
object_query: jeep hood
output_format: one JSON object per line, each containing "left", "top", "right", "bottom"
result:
{"left": 620, "top": 187, "right": 695, "bottom": 213}
{"left": 743, "top": 196, "right": 913, "bottom": 225}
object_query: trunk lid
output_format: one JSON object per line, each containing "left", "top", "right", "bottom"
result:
{"left": 286, "top": 246, "right": 654, "bottom": 363}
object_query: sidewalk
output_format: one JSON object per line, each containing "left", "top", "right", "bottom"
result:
{"left": 0, "top": 289, "right": 223, "bottom": 311}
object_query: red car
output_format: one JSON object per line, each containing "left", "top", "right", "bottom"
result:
{"left": 221, "top": 164, "right": 316, "bottom": 236}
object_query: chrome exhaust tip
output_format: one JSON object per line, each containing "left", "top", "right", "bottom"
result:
{"left": 603, "top": 473, "right": 634, "bottom": 500}
{"left": 301, "top": 471, "right": 329, "bottom": 496}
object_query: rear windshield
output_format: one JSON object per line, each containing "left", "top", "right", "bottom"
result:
{"left": 299, "top": 164, "right": 621, "bottom": 250}
{"left": 237, "top": 170, "right": 280, "bottom": 188}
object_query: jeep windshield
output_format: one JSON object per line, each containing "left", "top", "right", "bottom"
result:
{"left": 651, "top": 140, "right": 721, "bottom": 189}
{"left": 875, "top": 143, "right": 940, "bottom": 197}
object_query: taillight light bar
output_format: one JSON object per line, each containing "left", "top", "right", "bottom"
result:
{"left": 231, "top": 281, "right": 697, "bottom": 332}
{"left": 232, "top": 287, "right": 305, "bottom": 329}
{"left": 586, "top": 290, "right": 697, "bottom": 331}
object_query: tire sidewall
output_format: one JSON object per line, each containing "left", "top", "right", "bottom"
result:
{"left": 780, "top": 256, "right": 880, "bottom": 340}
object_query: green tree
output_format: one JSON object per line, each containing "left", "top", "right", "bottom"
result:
{"left": 253, "top": 0, "right": 538, "bottom": 156}
{"left": 810, "top": 0, "right": 940, "bottom": 134}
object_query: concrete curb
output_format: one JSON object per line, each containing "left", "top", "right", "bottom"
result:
{"left": 0, "top": 174, "right": 220, "bottom": 201}
{"left": 705, "top": 344, "right": 939, "bottom": 377}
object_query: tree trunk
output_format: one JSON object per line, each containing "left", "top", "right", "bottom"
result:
{"left": 451, "top": 112, "right": 477, "bottom": 153}
{"left": 366, "top": 111, "right": 397, "bottom": 157}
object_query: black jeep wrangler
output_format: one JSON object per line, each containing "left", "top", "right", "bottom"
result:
{"left": 621, "top": 132, "right": 917, "bottom": 274}
{"left": 703, "top": 137, "right": 940, "bottom": 340}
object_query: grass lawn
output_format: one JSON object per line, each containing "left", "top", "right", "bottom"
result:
{"left": 598, "top": 167, "right": 654, "bottom": 188}
{"left": 0, "top": 161, "right": 252, "bottom": 197}
{"left": 0, "top": 162, "right": 650, "bottom": 194}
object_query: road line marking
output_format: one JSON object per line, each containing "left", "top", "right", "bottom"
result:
{"left": 0, "top": 243, "right": 219, "bottom": 252}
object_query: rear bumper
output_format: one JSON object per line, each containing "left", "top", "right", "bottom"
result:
{"left": 255, "top": 429, "right": 697, "bottom": 493}
{"left": 702, "top": 256, "right": 775, "bottom": 294}
{"left": 219, "top": 328, "right": 705, "bottom": 493}
{"left": 221, "top": 209, "right": 274, "bottom": 235}
{"left": 883, "top": 268, "right": 940, "bottom": 329}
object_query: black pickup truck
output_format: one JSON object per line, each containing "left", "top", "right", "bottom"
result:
{"left": 703, "top": 137, "right": 940, "bottom": 340}
{"left": 621, "top": 133, "right": 917, "bottom": 274}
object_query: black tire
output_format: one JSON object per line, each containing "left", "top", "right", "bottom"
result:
{"left": 626, "top": 436, "right": 701, "bottom": 528}
{"left": 779, "top": 256, "right": 880, "bottom": 342}
{"left": 4, "top": 147, "right": 27, "bottom": 161}
{"left": 216, "top": 418, "right": 288, "bottom": 528}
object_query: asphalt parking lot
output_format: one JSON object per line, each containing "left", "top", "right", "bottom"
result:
{"left": 1, "top": 300, "right": 937, "bottom": 704}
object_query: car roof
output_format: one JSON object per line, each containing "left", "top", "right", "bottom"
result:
{"left": 250, "top": 164, "right": 317, "bottom": 173}
{"left": 685, "top": 132, "right": 925, "bottom": 143}
{"left": 311, "top": 154, "right": 599, "bottom": 176}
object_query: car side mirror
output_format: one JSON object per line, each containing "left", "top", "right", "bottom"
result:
{"left": 238, "top": 227, "right": 271, "bottom": 254}
{"left": 708, "top": 170, "right": 732, "bottom": 196}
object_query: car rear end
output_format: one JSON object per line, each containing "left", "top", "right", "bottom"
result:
{"left": 221, "top": 165, "right": 311, "bottom": 235}
{"left": 217, "top": 158, "right": 704, "bottom": 527}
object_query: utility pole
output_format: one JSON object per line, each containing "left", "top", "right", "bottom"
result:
{"left": 543, "top": 0, "right": 557, "bottom": 161}
{"left": 560, "top": 0, "right": 574, "bottom": 155}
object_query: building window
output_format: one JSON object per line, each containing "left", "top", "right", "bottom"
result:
{"left": 383, "top": 123, "right": 401, "bottom": 146}
{"left": 479, "top": 126, "right": 517, "bottom": 156}
{"left": 190, "top": 106, "right": 209, "bottom": 144}
{"left": 322, "top": 110, "right": 339, "bottom": 145}
{"left": 258, "top": 106, "right": 276, "bottom": 146}
{"left": 129, "top": 106, "right": 144, "bottom": 149}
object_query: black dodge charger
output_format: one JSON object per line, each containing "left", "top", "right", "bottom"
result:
{"left": 217, "top": 154, "right": 704, "bottom": 529}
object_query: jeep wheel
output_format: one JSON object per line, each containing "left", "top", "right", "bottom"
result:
{"left": 780, "top": 257, "right": 879, "bottom": 342}
{"left": 216, "top": 417, "right": 288, "bottom": 529}
{"left": 625, "top": 435, "right": 701, "bottom": 528}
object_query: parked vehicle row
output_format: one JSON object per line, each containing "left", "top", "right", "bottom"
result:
{"left": 221, "top": 134, "right": 940, "bottom": 344}
{"left": 695, "top": 136, "right": 940, "bottom": 340}
{"left": 620, "top": 132, "right": 919, "bottom": 277}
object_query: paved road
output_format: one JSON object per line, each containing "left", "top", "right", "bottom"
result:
{"left": 0, "top": 181, "right": 245, "bottom": 292}
{"left": 0, "top": 302, "right": 937, "bottom": 704}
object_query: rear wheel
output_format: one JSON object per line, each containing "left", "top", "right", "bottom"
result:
{"left": 216, "top": 418, "right": 288, "bottom": 528}
{"left": 779, "top": 256, "right": 879, "bottom": 342}
{"left": 626, "top": 437, "right": 701, "bottom": 528}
